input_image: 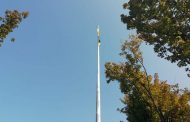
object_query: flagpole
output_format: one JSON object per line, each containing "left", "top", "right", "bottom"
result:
{"left": 96, "top": 25, "right": 101, "bottom": 122}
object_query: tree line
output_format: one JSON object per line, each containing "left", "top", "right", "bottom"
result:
{"left": 105, "top": 1, "right": 190, "bottom": 122}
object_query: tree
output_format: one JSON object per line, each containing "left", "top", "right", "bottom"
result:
{"left": 105, "top": 36, "right": 190, "bottom": 122}
{"left": 0, "top": 10, "right": 28, "bottom": 46}
{"left": 121, "top": 0, "right": 190, "bottom": 76}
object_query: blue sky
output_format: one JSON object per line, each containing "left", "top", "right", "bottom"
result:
{"left": 0, "top": 0, "right": 189, "bottom": 122}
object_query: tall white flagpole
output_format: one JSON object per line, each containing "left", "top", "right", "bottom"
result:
{"left": 96, "top": 25, "right": 101, "bottom": 122}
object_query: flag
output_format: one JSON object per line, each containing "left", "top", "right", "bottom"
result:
{"left": 97, "top": 25, "right": 101, "bottom": 46}
{"left": 98, "top": 39, "right": 101, "bottom": 46}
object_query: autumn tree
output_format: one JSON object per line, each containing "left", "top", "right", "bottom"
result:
{"left": 105, "top": 36, "right": 190, "bottom": 122}
{"left": 121, "top": 0, "right": 190, "bottom": 76}
{"left": 0, "top": 10, "right": 28, "bottom": 46}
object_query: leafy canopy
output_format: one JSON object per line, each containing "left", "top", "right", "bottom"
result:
{"left": 121, "top": 0, "right": 190, "bottom": 76}
{"left": 105, "top": 36, "right": 190, "bottom": 122}
{"left": 0, "top": 10, "right": 28, "bottom": 46}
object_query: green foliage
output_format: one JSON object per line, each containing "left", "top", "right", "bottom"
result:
{"left": 0, "top": 10, "right": 28, "bottom": 46}
{"left": 121, "top": 0, "right": 190, "bottom": 76}
{"left": 105, "top": 36, "right": 190, "bottom": 122}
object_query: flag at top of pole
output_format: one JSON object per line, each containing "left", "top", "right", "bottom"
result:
{"left": 97, "top": 25, "right": 101, "bottom": 46}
